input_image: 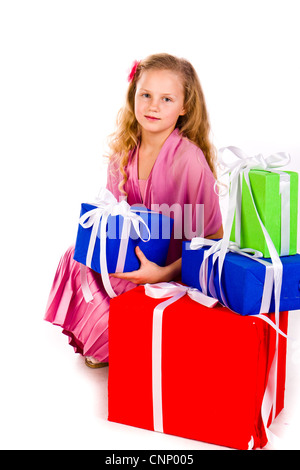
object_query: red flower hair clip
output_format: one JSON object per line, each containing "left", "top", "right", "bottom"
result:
{"left": 127, "top": 60, "right": 140, "bottom": 83}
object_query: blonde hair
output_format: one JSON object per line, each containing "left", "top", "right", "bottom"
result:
{"left": 108, "top": 53, "right": 217, "bottom": 194}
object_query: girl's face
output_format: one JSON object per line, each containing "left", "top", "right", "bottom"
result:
{"left": 134, "top": 69, "right": 186, "bottom": 141}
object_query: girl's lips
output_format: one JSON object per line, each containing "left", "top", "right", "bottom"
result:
{"left": 145, "top": 115, "right": 160, "bottom": 121}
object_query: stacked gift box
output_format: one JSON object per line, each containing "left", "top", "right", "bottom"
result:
{"left": 106, "top": 148, "right": 299, "bottom": 450}
{"left": 181, "top": 151, "right": 299, "bottom": 317}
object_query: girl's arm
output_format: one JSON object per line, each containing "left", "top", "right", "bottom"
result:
{"left": 206, "top": 225, "right": 224, "bottom": 240}
{"left": 110, "top": 224, "right": 223, "bottom": 285}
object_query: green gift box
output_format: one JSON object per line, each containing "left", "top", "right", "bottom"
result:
{"left": 230, "top": 169, "right": 298, "bottom": 258}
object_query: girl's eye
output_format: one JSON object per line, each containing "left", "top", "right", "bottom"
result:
{"left": 142, "top": 93, "right": 150, "bottom": 98}
{"left": 163, "top": 97, "right": 172, "bottom": 102}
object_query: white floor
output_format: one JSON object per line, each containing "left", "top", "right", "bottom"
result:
{"left": 1, "top": 274, "right": 300, "bottom": 451}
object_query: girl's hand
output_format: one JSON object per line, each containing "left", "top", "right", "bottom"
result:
{"left": 110, "top": 246, "right": 172, "bottom": 285}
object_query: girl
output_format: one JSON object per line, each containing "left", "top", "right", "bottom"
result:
{"left": 45, "top": 53, "right": 223, "bottom": 368}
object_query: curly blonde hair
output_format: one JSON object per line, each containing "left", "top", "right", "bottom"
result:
{"left": 107, "top": 53, "right": 217, "bottom": 194}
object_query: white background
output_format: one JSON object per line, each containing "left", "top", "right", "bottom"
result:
{"left": 1, "top": 0, "right": 300, "bottom": 450}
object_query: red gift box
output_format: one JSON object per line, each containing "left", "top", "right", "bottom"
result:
{"left": 108, "top": 285, "right": 288, "bottom": 450}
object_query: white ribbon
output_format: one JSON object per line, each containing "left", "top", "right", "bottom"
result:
{"left": 144, "top": 282, "right": 219, "bottom": 433}
{"left": 79, "top": 188, "right": 151, "bottom": 300}
{"left": 210, "top": 146, "right": 291, "bottom": 443}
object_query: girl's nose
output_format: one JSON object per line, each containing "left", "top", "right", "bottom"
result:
{"left": 149, "top": 97, "right": 160, "bottom": 111}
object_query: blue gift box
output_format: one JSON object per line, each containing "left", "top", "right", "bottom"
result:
{"left": 182, "top": 241, "right": 300, "bottom": 315}
{"left": 74, "top": 203, "right": 174, "bottom": 274}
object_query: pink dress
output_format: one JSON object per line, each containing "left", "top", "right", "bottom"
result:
{"left": 44, "top": 129, "right": 222, "bottom": 362}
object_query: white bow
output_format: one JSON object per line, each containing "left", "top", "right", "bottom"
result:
{"left": 144, "top": 281, "right": 219, "bottom": 309}
{"left": 189, "top": 237, "right": 274, "bottom": 313}
{"left": 218, "top": 146, "right": 290, "bottom": 181}
{"left": 79, "top": 188, "right": 151, "bottom": 299}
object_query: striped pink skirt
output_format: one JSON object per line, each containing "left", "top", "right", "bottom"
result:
{"left": 44, "top": 246, "right": 136, "bottom": 362}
